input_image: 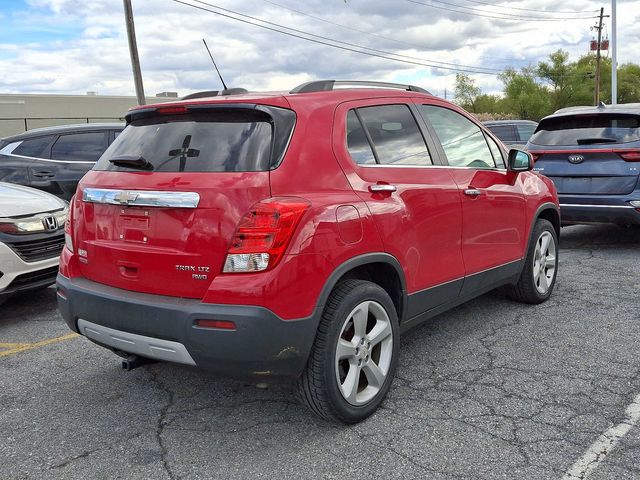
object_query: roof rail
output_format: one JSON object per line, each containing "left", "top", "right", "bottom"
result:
{"left": 181, "top": 88, "right": 248, "bottom": 100}
{"left": 290, "top": 80, "right": 430, "bottom": 94}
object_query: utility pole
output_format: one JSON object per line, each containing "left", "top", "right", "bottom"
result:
{"left": 611, "top": 0, "right": 617, "bottom": 104}
{"left": 593, "top": 8, "right": 605, "bottom": 105}
{"left": 123, "top": 0, "right": 145, "bottom": 105}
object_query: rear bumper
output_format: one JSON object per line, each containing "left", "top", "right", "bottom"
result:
{"left": 559, "top": 196, "right": 640, "bottom": 225}
{"left": 56, "top": 274, "right": 319, "bottom": 379}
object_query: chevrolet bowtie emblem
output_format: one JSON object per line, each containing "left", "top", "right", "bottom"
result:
{"left": 113, "top": 191, "right": 139, "bottom": 205}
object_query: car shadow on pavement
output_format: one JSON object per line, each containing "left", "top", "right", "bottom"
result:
{"left": 560, "top": 224, "right": 640, "bottom": 249}
{"left": 1, "top": 285, "right": 57, "bottom": 322}
{"left": 120, "top": 224, "right": 639, "bottom": 439}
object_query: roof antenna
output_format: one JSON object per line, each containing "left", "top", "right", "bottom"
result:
{"left": 202, "top": 38, "right": 228, "bottom": 91}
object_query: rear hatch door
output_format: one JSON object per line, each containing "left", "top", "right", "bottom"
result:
{"left": 529, "top": 112, "right": 640, "bottom": 195}
{"left": 74, "top": 103, "right": 295, "bottom": 299}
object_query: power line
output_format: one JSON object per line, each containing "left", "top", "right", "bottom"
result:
{"left": 173, "top": 0, "right": 596, "bottom": 81}
{"left": 174, "top": 0, "right": 504, "bottom": 75}
{"left": 260, "top": 0, "right": 533, "bottom": 65}
{"left": 404, "top": 0, "right": 597, "bottom": 21}
{"left": 456, "top": 0, "right": 590, "bottom": 15}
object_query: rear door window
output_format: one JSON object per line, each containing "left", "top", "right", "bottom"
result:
{"left": 12, "top": 135, "right": 55, "bottom": 158}
{"left": 530, "top": 114, "right": 640, "bottom": 145}
{"left": 51, "top": 132, "right": 108, "bottom": 162}
{"left": 421, "top": 105, "right": 496, "bottom": 169}
{"left": 96, "top": 109, "right": 290, "bottom": 172}
{"left": 346, "top": 105, "right": 432, "bottom": 166}
{"left": 346, "top": 110, "right": 376, "bottom": 165}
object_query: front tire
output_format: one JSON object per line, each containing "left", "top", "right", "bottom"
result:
{"left": 298, "top": 280, "right": 399, "bottom": 424}
{"left": 507, "top": 218, "right": 558, "bottom": 304}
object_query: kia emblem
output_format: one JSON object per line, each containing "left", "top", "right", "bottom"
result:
{"left": 568, "top": 154, "right": 585, "bottom": 164}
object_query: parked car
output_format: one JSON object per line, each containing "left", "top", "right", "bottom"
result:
{"left": 484, "top": 120, "right": 538, "bottom": 149}
{"left": 0, "top": 182, "right": 67, "bottom": 303}
{"left": 57, "top": 80, "right": 560, "bottom": 423}
{"left": 527, "top": 103, "right": 640, "bottom": 226}
{"left": 0, "top": 123, "right": 124, "bottom": 201}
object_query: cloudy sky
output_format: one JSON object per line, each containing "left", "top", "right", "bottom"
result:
{"left": 0, "top": 0, "right": 638, "bottom": 98}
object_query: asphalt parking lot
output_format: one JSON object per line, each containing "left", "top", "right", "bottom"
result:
{"left": 1, "top": 224, "right": 639, "bottom": 480}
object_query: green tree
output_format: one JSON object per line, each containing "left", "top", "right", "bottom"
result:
{"left": 537, "top": 50, "right": 576, "bottom": 110}
{"left": 454, "top": 73, "right": 481, "bottom": 112}
{"left": 569, "top": 54, "right": 611, "bottom": 105}
{"left": 474, "top": 94, "right": 507, "bottom": 114}
{"left": 499, "top": 67, "right": 550, "bottom": 120}
{"left": 617, "top": 63, "right": 640, "bottom": 103}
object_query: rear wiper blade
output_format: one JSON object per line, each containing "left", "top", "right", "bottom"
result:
{"left": 108, "top": 155, "right": 153, "bottom": 170}
{"left": 576, "top": 137, "right": 618, "bottom": 145}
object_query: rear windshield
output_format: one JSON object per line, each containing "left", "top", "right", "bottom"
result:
{"left": 95, "top": 107, "right": 295, "bottom": 172}
{"left": 530, "top": 113, "right": 640, "bottom": 146}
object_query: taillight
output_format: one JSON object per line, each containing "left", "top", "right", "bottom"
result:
{"left": 618, "top": 151, "right": 640, "bottom": 162}
{"left": 64, "top": 196, "right": 75, "bottom": 253}
{"left": 223, "top": 197, "right": 310, "bottom": 273}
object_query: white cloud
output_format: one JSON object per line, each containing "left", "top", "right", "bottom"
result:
{"left": 1, "top": 0, "right": 638, "bottom": 97}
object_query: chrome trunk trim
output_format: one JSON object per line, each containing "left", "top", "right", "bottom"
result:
{"left": 82, "top": 188, "right": 200, "bottom": 208}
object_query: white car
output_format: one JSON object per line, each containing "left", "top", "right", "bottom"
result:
{"left": 0, "top": 182, "right": 67, "bottom": 302}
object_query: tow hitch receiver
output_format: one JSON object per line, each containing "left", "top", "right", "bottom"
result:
{"left": 121, "top": 354, "right": 157, "bottom": 371}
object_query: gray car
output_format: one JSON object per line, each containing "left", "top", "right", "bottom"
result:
{"left": 484, "top": 120, "right": 538, "bottom": 149}
{"left": 0, "top": 123, "right": 124, "bottom": 201}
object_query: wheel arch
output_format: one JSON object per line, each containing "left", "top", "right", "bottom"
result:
{"left": 520, "top": 202, "right": 560, "bottom": 277}
{"left": 535, "top": 203, "right": 561, "bottom": 238}
{"left": 314, "top": 253, "right": 408, "bottom": 324}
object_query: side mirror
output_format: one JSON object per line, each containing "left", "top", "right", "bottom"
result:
{"left": 507, "top": 149, "right": 533, "bottom": 172}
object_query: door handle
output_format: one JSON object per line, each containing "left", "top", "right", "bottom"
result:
{"left": 33, "top": 171, "right": 54, "bottom": 178}
{"left": 369, "top": 184, "right": 397, "bottom": 193}
{"left": 463, "top": 188, "right": 481, "bottom": 197}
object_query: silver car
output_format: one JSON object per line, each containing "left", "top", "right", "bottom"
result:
{"left": 0, "top": 182, "right": 67, "bottom": 303}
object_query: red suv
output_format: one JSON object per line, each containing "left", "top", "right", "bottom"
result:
{"left": 57, "top": 80, "right": 560, "bottom": 423}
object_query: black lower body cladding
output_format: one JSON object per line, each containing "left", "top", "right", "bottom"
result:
{"left": 56, "top": 275, "right": 318, "bottom": 379}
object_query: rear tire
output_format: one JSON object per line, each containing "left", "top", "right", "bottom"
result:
{"left": 507, "top": 218, "right": 558, "bottom": 304}
{"left": 298, "top": 279, "right": 399, "bottom": 424}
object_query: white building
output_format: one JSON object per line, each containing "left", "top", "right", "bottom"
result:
{"left": 0, "top": 92, "right": 177, "bottom": 138}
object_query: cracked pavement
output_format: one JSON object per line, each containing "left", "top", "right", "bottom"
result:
{"left": 1, "top": 224, "right": 639, "bottom": 479}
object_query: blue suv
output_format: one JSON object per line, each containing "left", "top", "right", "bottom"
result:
{"left": 527, "top": 104, "right": 640, "bottom": 226}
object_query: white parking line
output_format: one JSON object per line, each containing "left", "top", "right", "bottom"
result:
{"left": 562, "top": 393, "right": 640, "bottom": 480}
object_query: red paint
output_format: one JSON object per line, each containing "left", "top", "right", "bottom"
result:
{"left": 446, "top": 168, "right": 526, "bottom": 274}
{"left": 60, "top": 88, "right": 558, "bottom": 321}
{"left": 335, "top": 205, "right": 363, "bottom": 244}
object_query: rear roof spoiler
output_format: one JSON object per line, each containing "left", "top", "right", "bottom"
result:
{"left": 124, "top": 102, "right": 282, "bottom": 124}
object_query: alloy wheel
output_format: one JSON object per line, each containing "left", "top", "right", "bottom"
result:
{"left": 334, "top": 300, "right": 394, "bottom": 406}
{"left": 533, "top": 231, "right": 556, "bottom": 294}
